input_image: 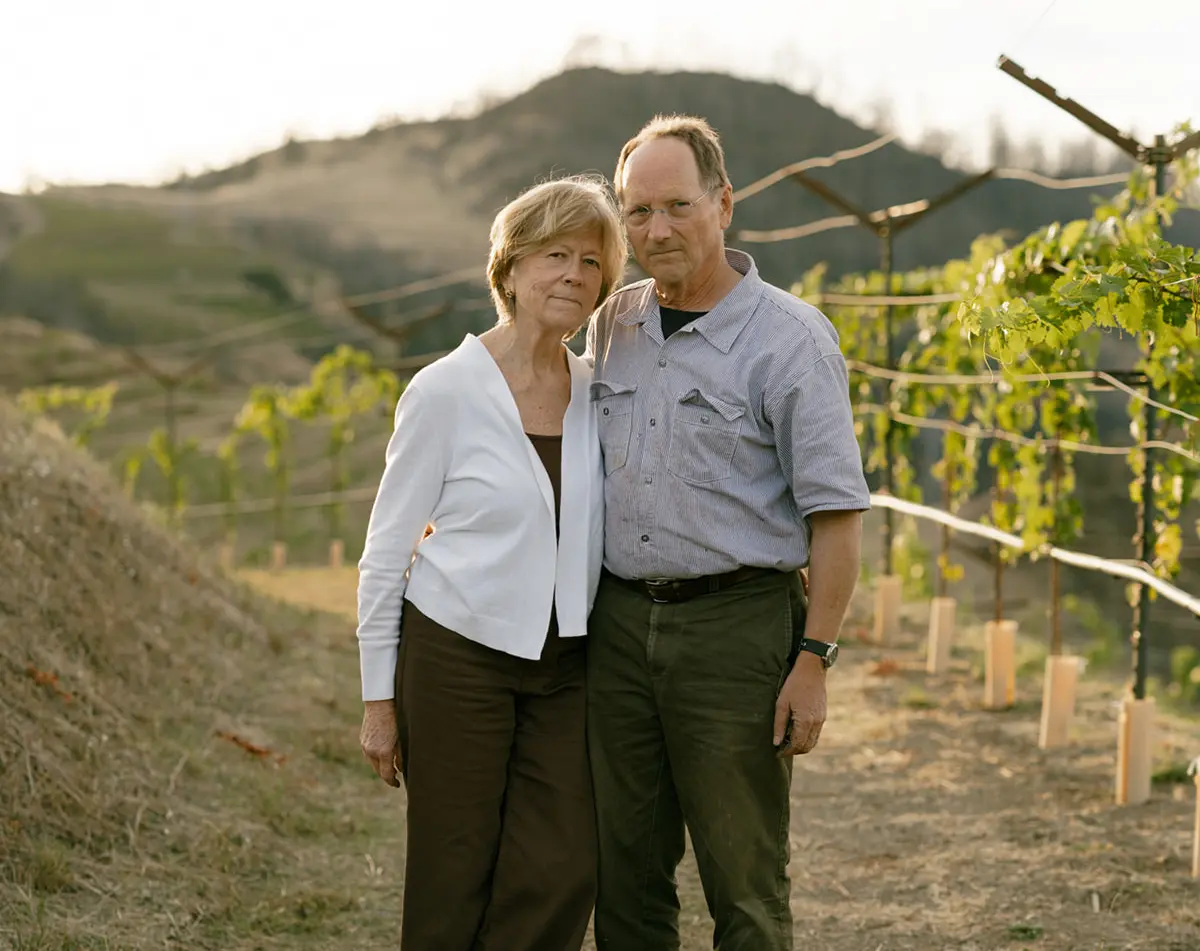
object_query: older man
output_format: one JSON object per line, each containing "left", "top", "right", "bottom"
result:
{"left": 584, "top": 115, "right": 870, "bottom": 950}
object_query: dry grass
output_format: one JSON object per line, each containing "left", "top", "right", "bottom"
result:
{"left": 0, "top": 399, "right": 404, "bottom": 949}
{"left": 2, "top": 395, "right": 1199, "bottom": 950}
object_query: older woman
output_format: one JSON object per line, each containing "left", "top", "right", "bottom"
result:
{"left": 355, "top": 174, "right": 627, "bottom": 950}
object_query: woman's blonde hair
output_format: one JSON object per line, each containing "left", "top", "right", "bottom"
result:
{"left": 487, "top": 175, "right": 628, "bottom": 329}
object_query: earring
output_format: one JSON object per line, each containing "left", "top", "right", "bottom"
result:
{"left": 505, "top": 288, "right": 514, "bottom": 298}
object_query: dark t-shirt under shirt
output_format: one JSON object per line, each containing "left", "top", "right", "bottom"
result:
{"left": 659, "top": 306, "right": 708, "bottom": 340}
{"left": 526, "top": 432, "right": 562, "bottom": 639}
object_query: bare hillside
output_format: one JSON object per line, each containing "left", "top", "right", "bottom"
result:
{"left": 54, "top": 68, "right": 1200, "bottom": 301}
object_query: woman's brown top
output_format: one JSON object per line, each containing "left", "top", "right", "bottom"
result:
{"left": 525, "top": 432, "right": 562, "bottom": 534}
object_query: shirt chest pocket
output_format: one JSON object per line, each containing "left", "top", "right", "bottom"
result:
{"left": 590, "top": 380, "right": 637, "bottom": 475}
{"left": 667, "top": 389, "right": 746, "bottom": 485}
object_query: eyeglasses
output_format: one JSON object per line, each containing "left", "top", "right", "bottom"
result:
{"left": 622, "top": 185, "right": 718, "bottom": 227}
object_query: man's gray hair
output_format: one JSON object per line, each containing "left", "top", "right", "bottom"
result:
{"left": 613, "top": 114, "right": 731, "bottom": 199}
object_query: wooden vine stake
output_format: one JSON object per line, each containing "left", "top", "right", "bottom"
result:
{"left": 983, "top": 486, "right": 1016, "bottom": 709}
{"left": 1117, "top": 390, "right": 1159, "bottom": 807}
{"left": 926, "top": 472, "right": 956, "bottom": 675}
{"left": 1115, "top": 693, "right": 1155, "bottom": 805}
{"left": 1189, "top": 757, "right": 1200, "bottom": 879}
{"left": 1038, "top": 655, "right": 1082, "bottom": 749}
{"left": 873, "top": 575, "right": 902, "bottom": 644}
{"left": 926, "top": 596, "right": 955, "bottom": 675}
{"left": 983, "top": 619, "right": 1017, "bottom": 710}
{"left": 1038, "top": 435, "right": 1083, "bottom": 749}
{"left": 329, "top": 538, "right": 345, "bottom": 569}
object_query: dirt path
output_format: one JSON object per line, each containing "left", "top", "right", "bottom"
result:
{"left": 768, "top": 628, "right": 1200, "bottom": 951}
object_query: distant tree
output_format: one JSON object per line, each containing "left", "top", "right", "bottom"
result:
{"left": 987, "top": 114, "right": 1014, "bottom": 168}
{"left": 1014, "top": 136, "right": 1050, "bottom": 172}
{"left": 241, "top": 266, "right": 293, "bottom": 306}
{"left": 864, "top": 95, "right": 896, "bottom": 134}
{"left": 916, "top": 127, "right": 958, "bottom": 165}
{"left": 561, "top": 34, "right": 606, "bottom": 70}
{"left": 1058, "top": 137, "right": 1101, "bottom": 176}
{"left": 281, "top": 135, "right": 307, "bottom": 164}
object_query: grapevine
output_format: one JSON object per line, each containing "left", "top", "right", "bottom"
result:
{"left": 145, "top": 427, "right": 199, "bottom": 521}
{"left": 798, "top": 263, "right": 931, "bottom": 593}
{"left": 288, "top": 345, "right": 401, "bottom": 547}
{"left": 959, "top": 159, "right": 1200, "bottom": 580}
{"left": 17, "top": 382, "right": 118, "bottom": 448}
{"left": 234, "top": 384, "right": 296, "bottom": 547}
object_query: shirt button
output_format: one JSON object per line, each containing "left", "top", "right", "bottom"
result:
{"left": 658, "top": 358, "right": 667, "bottom": 367}
{"left": 603, "top": 408, "right": 610, "bottom": 416}
{"left": 649, "top": 418, "right": 656, "bottom": 427}
{"left": 645, "top": 476, "right": 653, "bottom": 484}
{"left": 640, "top": 534, "right": 650, "bottom": 543}
{"left": 700, "top": 414, "right": 711, "bottom": 424}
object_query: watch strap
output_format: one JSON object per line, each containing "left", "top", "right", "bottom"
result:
{"left": 798, "top": 638, "right": 837, "bottom": 666}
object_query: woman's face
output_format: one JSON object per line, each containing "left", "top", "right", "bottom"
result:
{"left": 507, "top": 226, "right": 605, "bottom": 337}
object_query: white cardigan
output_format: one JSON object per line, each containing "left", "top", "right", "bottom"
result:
{"left": 355, "top": 334, "right": 605, "bottom": 701}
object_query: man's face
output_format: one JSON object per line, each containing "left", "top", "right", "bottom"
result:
{"left": 619, "top": 137, "right": 730, "bottom": 289}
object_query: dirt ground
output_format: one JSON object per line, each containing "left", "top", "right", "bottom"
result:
{"left": 5, "top": 524, "right": 1199, "bottom": 950}
{"left": 770, "top": 619, "right": 1200, "bottom": 951}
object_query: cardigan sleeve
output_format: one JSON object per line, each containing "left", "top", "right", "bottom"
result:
{"left": 356, "top": 382, "right": 450, "bottom": 701}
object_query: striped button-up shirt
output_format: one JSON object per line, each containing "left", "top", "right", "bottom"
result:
{"left": 585, "top": 248, "right": 870, "bottom": 580}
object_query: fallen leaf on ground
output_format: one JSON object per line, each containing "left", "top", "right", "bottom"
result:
{"left": 25, "top": 665, "right": 73, "bottom": 702}
{"left": 216, "top": 730, "right": 287, "bottom": 765}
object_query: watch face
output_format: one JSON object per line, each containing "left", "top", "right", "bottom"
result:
{"left": 825, "top": 643, "right": 839, "bottom": 667}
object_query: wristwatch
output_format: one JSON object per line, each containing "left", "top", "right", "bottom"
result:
{"left": 798, "top": 638, "right": 838, "bottom": 669}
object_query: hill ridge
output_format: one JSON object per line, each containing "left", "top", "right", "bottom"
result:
{"left": 40, "top": 65, "right": 1198, "bottom": 309}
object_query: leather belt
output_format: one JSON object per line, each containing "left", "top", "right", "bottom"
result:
{"left": 602, "top": 565, "right": 782, "bottom": 604}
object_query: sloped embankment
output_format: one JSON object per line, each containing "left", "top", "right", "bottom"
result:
{"left": 0, "top": 399, "right": 393, "bottom": 949}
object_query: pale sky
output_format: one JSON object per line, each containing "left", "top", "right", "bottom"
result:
{"left": 3, "top": 0, "right": 1198, "bottom": 192}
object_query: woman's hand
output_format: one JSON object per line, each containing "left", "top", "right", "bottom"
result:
{"left": 360, "top": 700, "right": 402, "bottom": 787}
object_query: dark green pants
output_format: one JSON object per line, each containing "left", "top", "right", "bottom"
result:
{"left": 587, "top": 570, "right": 805, "bottom": 951}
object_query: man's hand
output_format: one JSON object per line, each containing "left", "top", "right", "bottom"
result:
{"left": 772, "top": 653, "right": 827, "bottom": 756}
{"left": 360, "top": 700, "right": 402, "bottom": 787}
{"left": 774, "top": 509, "right": 859, "bottom": 756}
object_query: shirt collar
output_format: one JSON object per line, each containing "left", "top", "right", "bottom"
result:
{"left": 615, "top": 248, "right": 765, "bottom": 354}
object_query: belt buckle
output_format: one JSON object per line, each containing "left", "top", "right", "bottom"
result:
{"left": 643, "top": 578, "right": 674, "bottom": 604}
